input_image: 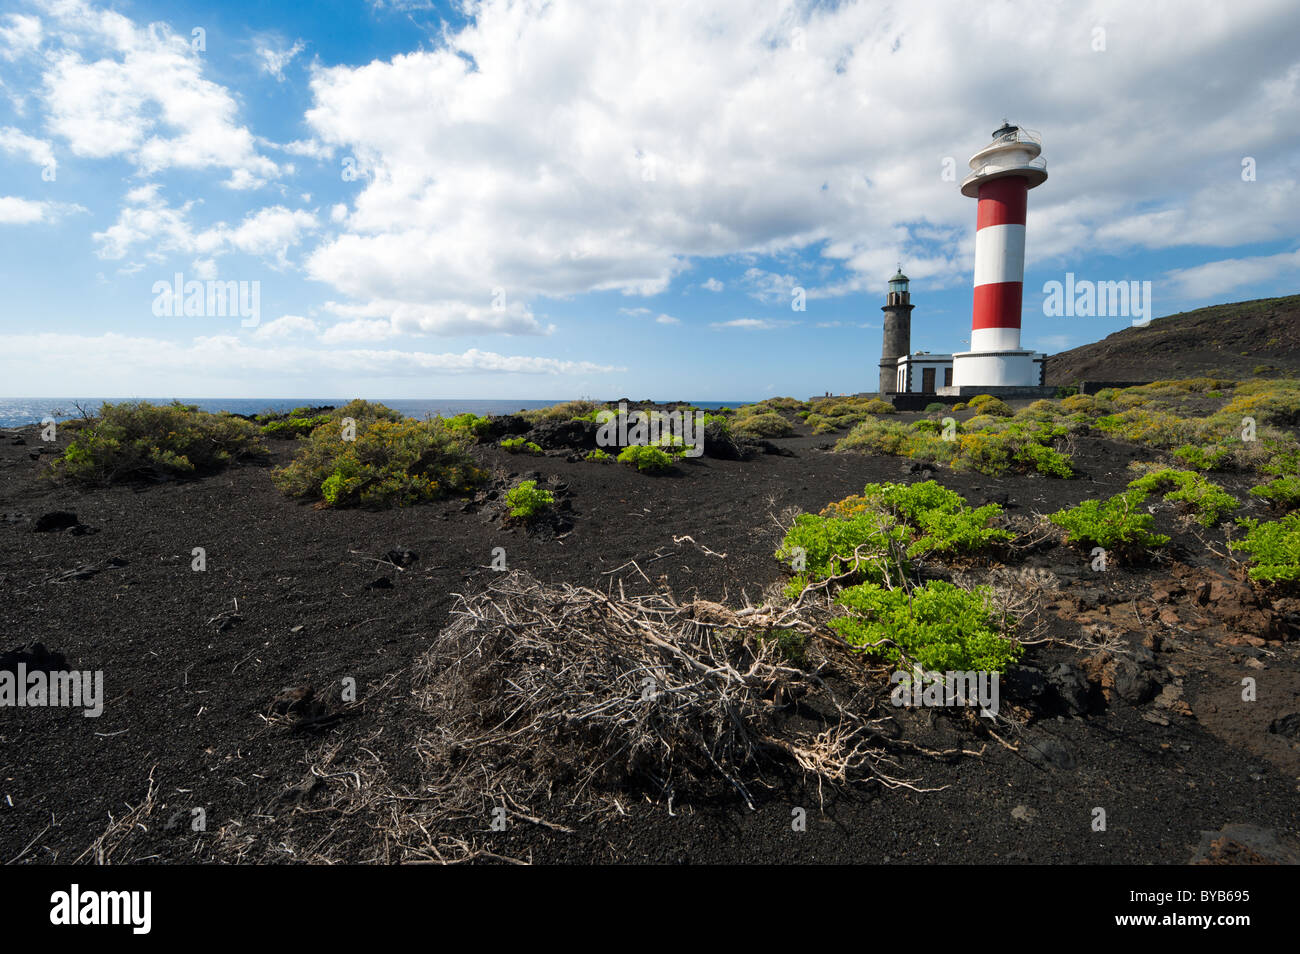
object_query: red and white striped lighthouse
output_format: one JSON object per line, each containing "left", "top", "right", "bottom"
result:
{"left": 951, "top": 123, "right": 1048, "bottom": 388}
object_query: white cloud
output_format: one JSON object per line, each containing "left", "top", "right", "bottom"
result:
{"left": 254, "top": 314, "right": 318, "bottom": 339}
{"left": 93, "top": 186, "right": 318, "bottom": 263}
{"left": 1164, "top": 248, "right": 1300, "bottom": 299}
{"left": 32, "top": 0, "right": 279, "bottom": 188}
{"left": 0, "top": 125, "right": 55, "bottom": 171}
{"left": 281, "top": 138, "right": 335, "bottom": 160}
{"left": 655, "top": 314, "right": 681, "bottom": 325}
{"left": 701, "top": 277, "right": 724, "bottom": 291}
{"left": 320, "top": 298, "right": 553, "bottom": 339}
{"left": 293, "top": 0, "right": 1300, "bottom": 323}
{"left": 0, "top": 14, "right": 42, "bottom": 60}
{"left": 256, "top": 37, "right": 305, "bottom": 81}
{"left": 0, "top": 332, "right": 623, "bottom": 382}
{"left": 0, "top": 194, "right": 84, "bottom": 224}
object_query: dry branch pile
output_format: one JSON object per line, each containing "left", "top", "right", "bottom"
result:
{"left": 408, "top": 573, "right": 923, "bottom": 815}
{"left": 207, "top": 571, "right": 946, "bottom": 864}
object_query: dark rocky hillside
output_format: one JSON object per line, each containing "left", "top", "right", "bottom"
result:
{"left": 1046, "top": 294, "right": 1300, "bottom": 384}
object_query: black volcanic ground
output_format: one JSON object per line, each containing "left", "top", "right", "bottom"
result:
{"left": 2, "top": 405, "right": 1297, "bottom": 865}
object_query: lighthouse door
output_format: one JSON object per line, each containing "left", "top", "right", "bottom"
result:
{"left": 921, "top": 367, "right": 936, "bottom": 393}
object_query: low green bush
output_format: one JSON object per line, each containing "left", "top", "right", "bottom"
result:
{"left": 443, "top": 412, "right": 492, "bottom": 438}
{"left": 775, "top": 481, "right": 1010, "bottom": 597}
{"left": 732, "top": 411, "right": 794, "bottom": 439}
{"left": 504, "top": 479, "right": 555, "bottom": 520}
{"left": 520, "top": 400, "right": 603, "bottom": 424}
{"left": 51, "top": 400, "right": 265, "bottom": 484}
{"left": 1047, "top": 489, "right": 1170, "bottom": 558}
{"left": 617, "top": 444, "right": 673, "bottom": 472}
{"left": 1128, "top": 468, "right": 1238, "bottom": 526}
{"left": 500, "top": 437, "right": 543, "bottom": 454}
{"left": 832, "top": 581, "right": 1021, "bottom": 672}
{"left": 1231, "top": 513, "right": 1300, "bottom": 585}
{"left": 273, "top": 405, "right": 483, "bottom": 508}
{"left": 584, "top": 449, "right": 613, "bottom": 462}
{"left": 1172, "top": 443, "right": 1231, "bottom": 471}
{"left": 1250, "top": 475, "right": 1300, "bottom": 512}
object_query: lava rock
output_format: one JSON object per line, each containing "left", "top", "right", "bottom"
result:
{"left": 365, "top": 576, "right": 394, "bottom": 590}
{"left": 1112, "top": 659, "right": 1160, "bottom": 705}
{"left": 1002, "top": 665, "right": 1050, "bottom": 707}
{"left": 529, "top": 419, "right": 598, "bottom": 451}
{"left": 33, "top": 511, "right": 80, "bottom": 533}
{"left": 1269, "top": 713, "right": 1300, "bottom": 742}
{"left": 268, "top": 686, "right": 315, "bottom": 717}
{"left": 384, "top": 547, "right": 419, "bottom": 568}
{"left": 0, "top": 642, "right": 68, "bottom": 675}
{"left": 700, "top": 421, "right": 744, "bottom": 460}
{"left": 1020, "top": 733, "right": 1078, "bottom": 771}
{"left": 1046, "top": 662, "right": 1092, "bottom": 715}
{"left": 754, "top": 439, "right": 795, "bottom": 458}
{"left": 482, "top": 414, "right": 532, "bottom": 440}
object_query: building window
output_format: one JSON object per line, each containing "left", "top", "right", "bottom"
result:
{"left": 944, "top": 367, "right": 953, "bottom": 387}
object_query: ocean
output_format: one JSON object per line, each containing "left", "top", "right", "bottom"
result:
{"left": 0, "top": 398, "right": 752, "bottom": 429}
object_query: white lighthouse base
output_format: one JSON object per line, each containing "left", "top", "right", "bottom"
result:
{"left": 945, "top": 349, "right": 1045, "bottom": 391}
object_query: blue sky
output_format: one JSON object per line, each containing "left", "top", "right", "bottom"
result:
{"left": 1, "top": 0, "right": 1298, "bottom": 400}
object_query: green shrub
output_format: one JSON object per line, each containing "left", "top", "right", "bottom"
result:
{"left": 1263, "top": 449, "right": 1300, "bottom": 477}
{"left": 260, "top": 407, "right": 332, "bottom": 439}
{"left": 1231, "top": 513, "right": 1300, "bottom": 585}
{"left": 775, "top": 506, "right": 909, "bottom": 597}
{"left": 584, "top": 449, "right": 613, "bottom": 462}
{"left": 733, "top": 411, "right": 794, "bottom": 438}
{"left": 1127, "top": 468, "right": 1238, "bottom": 526}
{"left": 500, "top": 437, "right": 543, "bottom": 454}
{"left": 924, "top": 402, "right": 946, "bottom": 413}
{"left": 775, "top": 481, "right": 1009, "bottom": 596}
{"left": 1250, "top": 476, "right": 1300, "bottom": 511}
{"left": 443, "top": 412, "right": 491, "bottom": 438}
{"left": 273, "top": 408, "right": 483, "bottom": 508}
{"left": 831, "top": 581, "right": 1021, "bottom": 672}
{"left": 974, "top": 397, "right": 1013, "bottom": 417}
{"left": 617, "top": 444, "right": 673, "bottom": 472}
{"left": 520, "top": 400, "right": 602, "bottom": 424}
{"left": 51, "top": 400, "right": 265, "bottom": 484}
{"left": 1047, "top": 489, "right": 1170, "bottom": 558}
{"left": 1173, "top": 443, "right": 1231, "bottom": 471}
{"left": 504, "top": 480, "right": 555, "bottom": 520}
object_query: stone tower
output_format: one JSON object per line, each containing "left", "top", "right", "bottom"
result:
{"left": 878, "top": 268, "right": 913, "bottom": 395}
